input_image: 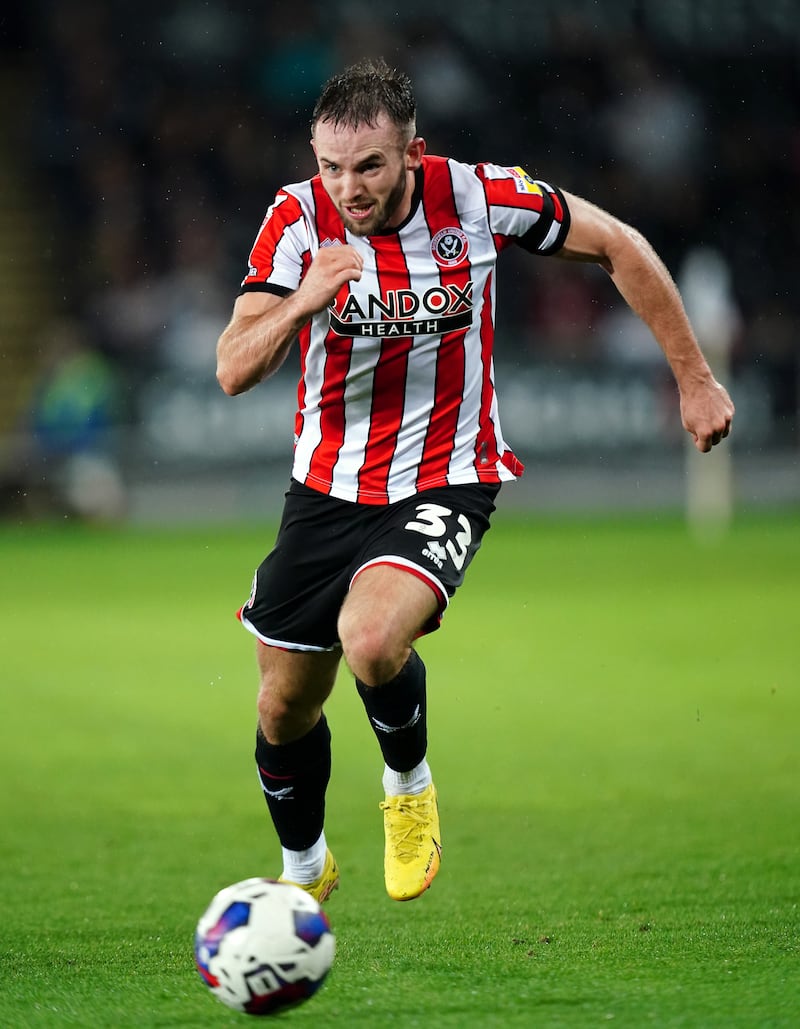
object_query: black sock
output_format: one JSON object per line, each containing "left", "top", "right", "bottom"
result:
{"left": 254, "top": 715, "right": 331, "bottom": 852}
{"left": 356, "top": 650, "right": 427, "bottom": 773}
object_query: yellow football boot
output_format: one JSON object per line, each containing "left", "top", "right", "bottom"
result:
{"left": 380, "top": 783, "right": 441, "bottom": 901}
{"left": 279, "top": 848, "right": 339, "bottom": 903}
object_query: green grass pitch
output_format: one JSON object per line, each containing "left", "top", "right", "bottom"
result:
{"left": 1, "top": 511, "right": 798, "bottom": 1027}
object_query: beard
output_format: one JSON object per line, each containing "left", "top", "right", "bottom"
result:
{"left": 339, "top": 167, "right": 409, "bottom": 237}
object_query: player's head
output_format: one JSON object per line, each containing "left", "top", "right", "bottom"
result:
{"left": 310, "top": 59, "right": 424, "bottom": 236}
{"left": 311, "top": 58, "right": 417, "bottom": 145}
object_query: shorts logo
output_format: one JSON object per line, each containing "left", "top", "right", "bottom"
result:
{"left": 431, "top": 227, "right": 469, "bottom": 267}
{"left": 422, "top": 540, "right": 447, "bottom": 569}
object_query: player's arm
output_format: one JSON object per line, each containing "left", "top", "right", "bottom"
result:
{"left": 216, "top": 244, "right": 364, "bottom": 396}
{"left": 556, "top": 191, "right": 734, "bottom": 452}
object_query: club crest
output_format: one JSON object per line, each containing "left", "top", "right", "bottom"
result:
{"left": 431, "top": 227, "right": 469, "bottom": 268}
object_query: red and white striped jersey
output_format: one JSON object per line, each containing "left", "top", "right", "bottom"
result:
{"left": 240, "top": 155, "right": 570, "bottom": 504}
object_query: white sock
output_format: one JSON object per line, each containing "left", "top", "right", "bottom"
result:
{"left": 382, "top": 758, "right": 432, "bottom": 797}
{"left": 281, "top": 832, "right": 327, "bottom": 884}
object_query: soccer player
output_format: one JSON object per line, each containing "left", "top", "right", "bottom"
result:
{"left": 216, "top": 58, "right": 733, "bottom": 903}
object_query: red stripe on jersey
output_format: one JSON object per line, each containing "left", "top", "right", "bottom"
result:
{"left": 294, "top": 250, "right": 314, "bottom": 446}
{"left": 358, "top": 235, "right": 414, "bottom": 497}
{"left": 478, "top": 167, "right": 548, "bottom": 213}
{"left": 310, "top": 176, "right": 347, "bottom": 245}
{"left": 244, "top": 191, "right": 304, "bottom": 286}
{"left": 551, "top": 190, "right": 564, "bottom": 223}
{"left": 500, "top": 448, "right": 525, "bottom": 478}
{"left": 304, "top": 331, "right": 354, "bottom": 493}
{"left": 416, "top": 160, "right": 470, "bottom": 488}
{"left": 304, "top": 179, "right": 352, "bottom": 491}
{"left": 473, "top": 274, "right": 501, "bottom": 476}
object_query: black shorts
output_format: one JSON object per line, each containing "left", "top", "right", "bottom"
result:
{"left": 237, "top": 479, "right": 500, "bottom": 651}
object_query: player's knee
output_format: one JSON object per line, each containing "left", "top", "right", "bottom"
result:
{"left": 256, "top": 681, "right": 318, "bottom": 743}
{"left": 256, "top": 682, "right": 288, "bottom": 735}
{"left": 338, "top": 616, "right": 404, "bottom": 685}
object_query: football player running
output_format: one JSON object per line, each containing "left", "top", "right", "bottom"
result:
{"left": 216, "top": 58, "right": 733, "bottom": 904}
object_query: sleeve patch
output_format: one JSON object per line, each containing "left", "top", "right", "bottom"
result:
{"left": 509, "top": 167, "right": 543, "bottom": 195}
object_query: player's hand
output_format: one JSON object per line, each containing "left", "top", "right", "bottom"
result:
{"left": 680, "top": 377, "right": 734, "bottom": 453}
{"left": 296, "top": 244, "right": 363, "bottom": 316}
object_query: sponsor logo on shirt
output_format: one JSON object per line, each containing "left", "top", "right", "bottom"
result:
{"left": 329, "top": 282, "right": 474, "bottom": 338}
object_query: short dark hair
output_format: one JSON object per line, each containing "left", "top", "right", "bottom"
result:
{"left": 311, "top": 58, "right": 416, "bottom": 140}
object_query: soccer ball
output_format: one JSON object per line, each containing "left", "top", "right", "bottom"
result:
{"left": 194, "top": 878, "right": 335, "bottom": 1015}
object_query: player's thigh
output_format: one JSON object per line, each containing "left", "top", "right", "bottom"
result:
{"left": 338, "top": 563, "right": 439, "bottom": 656}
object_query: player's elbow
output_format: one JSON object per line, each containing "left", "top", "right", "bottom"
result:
{"left": 216, "top": 360, "right": 252, "bottom": 396}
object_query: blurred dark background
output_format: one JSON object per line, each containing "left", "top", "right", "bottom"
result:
{"left": 1, "top": 0, "right": 798, "bottom": 521}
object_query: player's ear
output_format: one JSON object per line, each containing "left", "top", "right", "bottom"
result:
{"left": 406, "top": 136, "right": 425, "bottom": 169}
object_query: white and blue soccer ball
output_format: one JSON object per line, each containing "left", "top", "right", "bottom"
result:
{"left": 194, "top": 878, "right": 335, "bottom": 1016}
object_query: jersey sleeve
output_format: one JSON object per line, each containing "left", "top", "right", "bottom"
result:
{"left": 477, "top": 164, "right": 571, "bottom": 255}
{"left": 239, "top": 190, "right": 309, "bottom": 295}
